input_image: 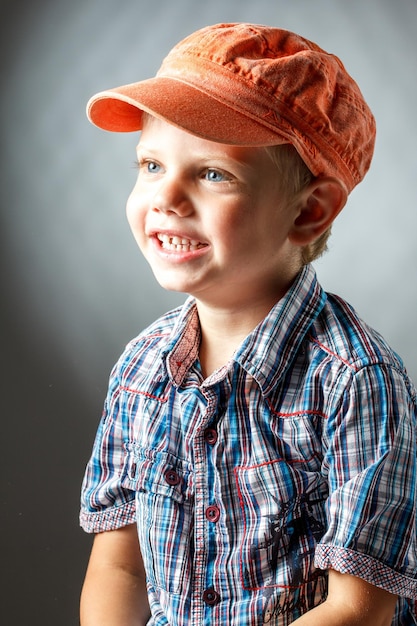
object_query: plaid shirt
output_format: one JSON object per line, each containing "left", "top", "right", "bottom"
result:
{"left": 80, "top": 265, "right": 417, "bottom": 625}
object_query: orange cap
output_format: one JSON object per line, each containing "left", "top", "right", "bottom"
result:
{"left": 87, "top": 23, "right": 376, "bottom": 193}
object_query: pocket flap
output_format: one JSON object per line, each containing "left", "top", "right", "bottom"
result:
{"left": 121, "top": 442, "right": 193, "bottom": 503}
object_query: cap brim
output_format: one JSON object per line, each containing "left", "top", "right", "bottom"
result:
{"left": 86, "top": 77, "right": 289, "bottom": 147}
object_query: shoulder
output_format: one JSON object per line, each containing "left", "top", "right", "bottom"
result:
{"left": 113, "top": 299, "right": 192, "bottom": 383}
{"left": 131, "top": 303, "right": 184, "bottom": 346}
{"left": 306, "top": 292, "right": 417, "bottom": 424}
{"left": 311, "top": 292, "right": 407, "bottom": 375}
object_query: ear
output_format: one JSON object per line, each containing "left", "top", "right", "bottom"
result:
{"left": 289, "top": 177, "right": 348, "bottom": 246}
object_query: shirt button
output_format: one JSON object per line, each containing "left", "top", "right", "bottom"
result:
{"left": 202, "top": 588, "right": 220, "bottom": 606}
{"left": 204, "top": 428, "right": 218, "bottom": 445}
{"left": 164, "top": 468, "right": 181, "bottom": 486}
{"left": 205, "top": 505, "right": 220, "bottom": 523}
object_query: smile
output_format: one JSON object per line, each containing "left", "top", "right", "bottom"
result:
{"left": 157, "top": 233, "right": 206, "bottom": 251}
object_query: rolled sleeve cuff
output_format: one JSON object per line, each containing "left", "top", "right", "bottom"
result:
{"left": 315, "top": 544, "right": 417, "bottom": 600}
{"left": 79, "top": 500, "right": 136, "bottom": 534}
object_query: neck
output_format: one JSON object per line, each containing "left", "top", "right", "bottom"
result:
{"left": 196, "top": 296, "right": 281, "bottom": 378}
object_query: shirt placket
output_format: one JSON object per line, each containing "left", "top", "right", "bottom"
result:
{"left": 190, "top": 381, "right": 225, "bottom": 624}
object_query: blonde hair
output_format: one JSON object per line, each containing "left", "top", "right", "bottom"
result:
{"left": 265, "top": 144, "right": 332, "bottom": 265}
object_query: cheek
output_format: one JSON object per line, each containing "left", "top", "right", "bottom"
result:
{"left": 126, "top": 190, "right": 144, "bottom": 231}
{"left": 209, "top": 203, "right": 250, "bottom": 239}
{"left": 125, "top": 194, "right": 135, "bottom": 226}
{"left": 125, "top": 195, "right": 149, "bottom": 256}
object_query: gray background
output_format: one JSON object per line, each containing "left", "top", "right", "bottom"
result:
{"left": 1, "top": 0, "right": 416, "bottom": 624}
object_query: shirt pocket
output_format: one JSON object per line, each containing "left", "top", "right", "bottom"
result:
{"left": 234, "top": 459, "right": 327, "bottom": 591}
{"left": 121, "top": 442, "right": 194, "bottom": 594}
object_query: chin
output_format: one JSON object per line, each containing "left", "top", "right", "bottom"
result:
{"left": 152, "top": 274, "right": 190, "bottom": 295}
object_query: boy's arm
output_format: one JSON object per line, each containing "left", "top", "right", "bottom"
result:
{"left": 80, "top": 524, "right": 151, "bottom": 626}
{"left": 293, "top": 569, "right": 397, "bottom": 625}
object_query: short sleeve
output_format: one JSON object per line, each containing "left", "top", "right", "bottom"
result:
{"left": 316, "top": 363, "right": 417, "bottom": 599}
{"left": 79, "top": 354, "right": 137, "bottom": 533}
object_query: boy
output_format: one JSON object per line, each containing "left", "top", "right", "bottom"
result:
{"left": 79, "top": 23, "right": 417, "bottom": 625}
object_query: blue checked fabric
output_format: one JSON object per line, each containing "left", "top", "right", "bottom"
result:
{"left": 80, "top": 265, "right": 417, "bottom": 625}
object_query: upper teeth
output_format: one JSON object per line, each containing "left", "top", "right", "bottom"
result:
{"left": 157, "top": 233, "right": 204, "bottom": 251}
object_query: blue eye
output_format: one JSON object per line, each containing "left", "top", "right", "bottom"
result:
{"left": 146, "top": 161, "right": 160, "bottom": 174}
{"left": 205, "top": 169, "right": 226, "bottom": 182}
{"left": 134, "top": 158, "right": 161, "bottom": 174}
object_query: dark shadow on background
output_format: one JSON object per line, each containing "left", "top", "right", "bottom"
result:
{"left": 1, "top": 2, "right": 98, "bottom": 623}
{"left": 1, "top": 233, "right": 97, "bottom": 623}
{"left": 1, "top": 275, "right": 96, "bottom": 624}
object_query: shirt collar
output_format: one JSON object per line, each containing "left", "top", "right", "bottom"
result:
{"left": 234, "top": 265, "right": 326, "bottom": 395}
{"left": 165, "top": 265, "right": 326, "bottom": 392}
{"left": 164, "top": 298, "right": 202, "bottom": 386}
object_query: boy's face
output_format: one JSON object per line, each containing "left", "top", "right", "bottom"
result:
{"left": 127, "top": 115, "right": 301, "bottom": 309}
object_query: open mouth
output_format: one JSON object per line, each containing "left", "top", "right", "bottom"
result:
{"left": 157, "top": 233, "right": 207, "bottom": 252}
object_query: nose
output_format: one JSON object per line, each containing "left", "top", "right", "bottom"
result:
{"left": 152, "top": 176, "right": 193, "bottom": 217}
